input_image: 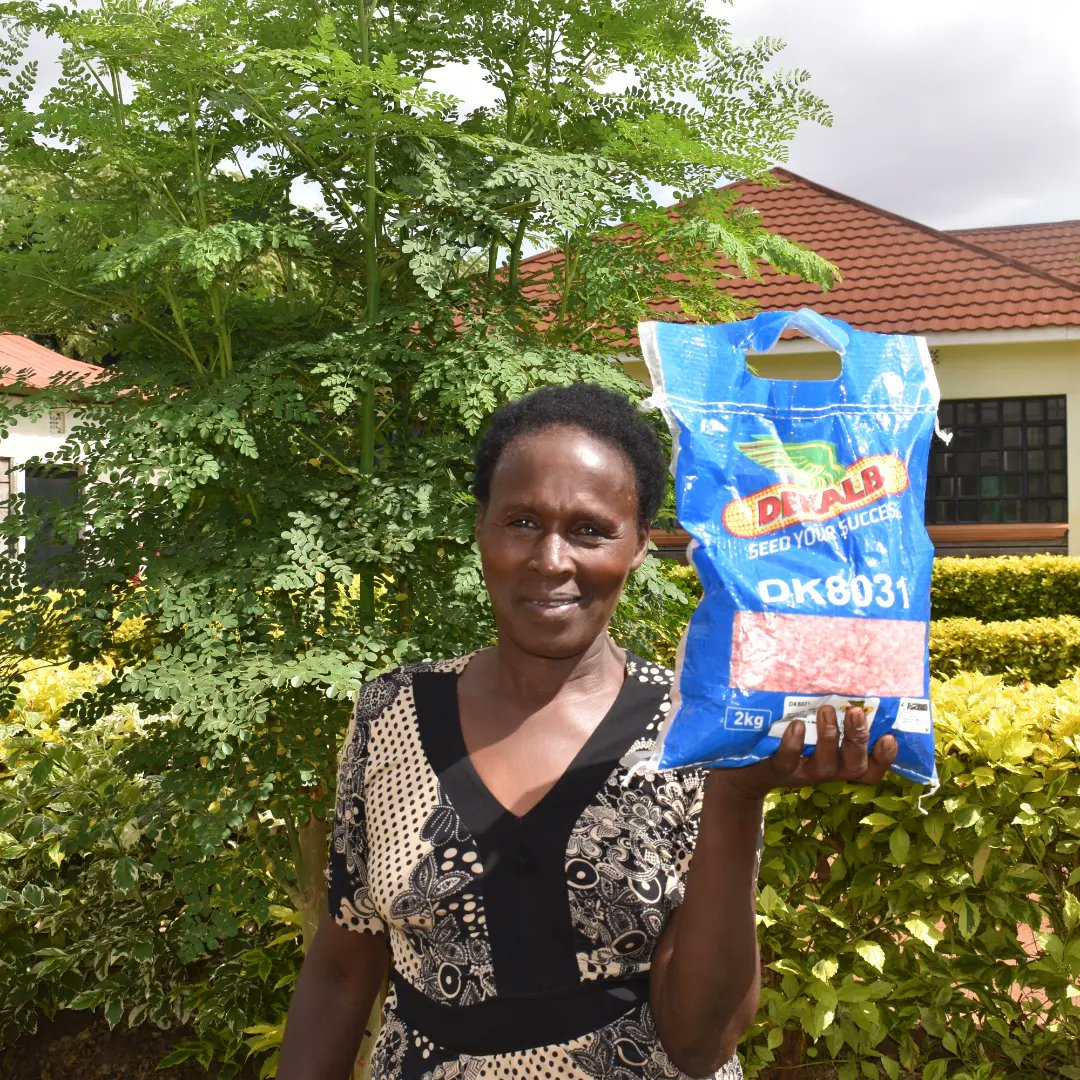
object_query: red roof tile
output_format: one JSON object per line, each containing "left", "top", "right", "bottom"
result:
{"left": 516, "top": 169, "right": 1080, "bottom": 339}
{"left": 0, "top": 334, "right": 104, "bottom": 391}
{"left": 948, "top": 220, "right": 1080, "bottom": 286}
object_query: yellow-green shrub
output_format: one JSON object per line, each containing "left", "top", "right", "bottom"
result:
{"left": 930, "top": 615, "right": 1080, "bottom": 684}
{"left": 748, "top": 671, "right": 1080, "bottom": 1078}
{"left": 932, "top": 555, "right": 1080, "bottom": 620}
{"left": 5, "top": 660, "right": 114, "bottom": 726}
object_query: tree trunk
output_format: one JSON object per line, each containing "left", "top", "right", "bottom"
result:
{"left": 297, "top": 809, "right": 329, "bottom": 951}
{"left": 354, "top": 986, "right": 387, "bottom": 1080}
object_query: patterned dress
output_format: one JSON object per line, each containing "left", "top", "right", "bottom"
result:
{"left": 327, "top": 653, "right": 743, "bottom": 1079}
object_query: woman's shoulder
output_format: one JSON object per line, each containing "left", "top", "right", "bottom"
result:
{"left": 623, "top": 653, "right": 675, "bottom": 688}
{"left": 352, "top": 654, "right": 471, "bottom": 725}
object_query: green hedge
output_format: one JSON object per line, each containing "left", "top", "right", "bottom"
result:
{"left": 663, "top": 554, "right": 1080, "bottom": 621}
{"left": 931, "top": 615, "right": 1080, "bottom": 684}
{"left": 748, "top": 671, "right": 1080, "bottom": 1078}
{"left": 5, "top": 664, "right": 1080, "bottom": 1075}
{"left": 931, "top": 555, "right": 1080, "bottom": 621}
{"left": 652, "top": 563, "right": 1080, "bottom": 684}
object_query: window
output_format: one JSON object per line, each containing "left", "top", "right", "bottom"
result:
{"left": 927, "top": 396, "right": 1067, "bottom": 524}
{"left": 24, "top": 466, "right": 80, "bottom": 579}
{"left": 0, "top": 458, "right": 10, "bottom": 520}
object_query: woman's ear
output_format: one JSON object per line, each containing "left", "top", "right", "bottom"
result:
{"left": 474, "top": 504, "right": 487, "bottom": 541}
{"left": 629, "top": 524, "right": 650, "bottom": 572}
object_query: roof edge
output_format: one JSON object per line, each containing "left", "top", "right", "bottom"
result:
{"left": 760, "top": 168, "right": 1080, "bottom": 297}
{"left": 948, "top": 218, "right": 1080, "bottom": 235}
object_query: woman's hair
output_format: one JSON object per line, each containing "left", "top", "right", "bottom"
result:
{"left": 472, "top": 383, "right": 667, "bottom": 527}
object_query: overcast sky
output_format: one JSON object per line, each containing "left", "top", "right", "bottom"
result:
{"left": 720, "top": 0, "right": 1080, "bottom": 229}
{"left": 429, "top": 0, "right": 1080, "bottom": 230}
{"left": 19, "top": 0, "right": 1079, "bottom": 231}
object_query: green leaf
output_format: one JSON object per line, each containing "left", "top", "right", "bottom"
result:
{"left": 889, "top": 825, "right": 911, "bottom": 864}
{"left": 104, "top": 998, "right": 123, "bottom": 1028}
{"left": 923, "top": 813, "right": 945, "bottom": 846}
{"left": 112, "top": 856, "right": 137, "bottom": 890}
{"left": 156, "top": 1041, "right": 204, "bottom": 1068}
{"left": 811, "top": 957, "right": 839, "bottom": 982}
{"left": 807, "top": 1000, "right": 836, "bottom": 1039}
{"left": 757, "top": 884, "right": 782, "bottom": 917}
{"left": 972, "top": 839, "right": 992, "bottom": 884}
{"left": 835, "top": 980, "right": 874, "bottom": 1002}
{"left": 854, "top": 941, "right": 886, "bottom": 972}
{"left": 903, "top": 917, "right": 942, "bottom": 950}
{"left": 1064, "top": 890, "right": 1080, "bottom": 931}
{"left": 30, "top": 755, "right": 55, "bottom": 784}
{"left": 955, "top": 899, "right": 981, "bottom": 939}
{"left": 860, "top": 812, "right": 896, "bottom": 833}
{"left": 69, "top": 990, "right": 104, "bottom": 1011}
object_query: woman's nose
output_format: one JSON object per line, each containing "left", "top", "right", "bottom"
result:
{"left": 531, "top": 531, "right": 573, "bottom": 575}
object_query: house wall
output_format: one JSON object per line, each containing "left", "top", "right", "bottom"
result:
{"left": 624, "top": 336, "right": 1080, "bottom": 556}
{"left": 0, "top": 396, "right": 76, "bottom": 507}
{"left": 622, "top": 351, "right": 845, "bottom": 387}
{"left": 934, "top": 339, "right": 1080, "bottom": 555}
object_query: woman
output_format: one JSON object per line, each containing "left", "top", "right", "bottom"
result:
{"left": 279, "top": 384, "right": 897, "bottom": 1079}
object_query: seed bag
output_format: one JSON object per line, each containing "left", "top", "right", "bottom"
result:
{"left": 639, "top": 309, "right": 940, "bottom": 785}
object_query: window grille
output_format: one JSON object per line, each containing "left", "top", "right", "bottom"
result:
{"left": 0, "top": 457, "right": 10, "bottom": 520}
{"left": 926, "top": 395, "right": 1067, "bottom": 524}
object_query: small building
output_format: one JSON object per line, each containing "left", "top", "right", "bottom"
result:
{"left": 0, "top": 334, "right": 102, "bottom": 564}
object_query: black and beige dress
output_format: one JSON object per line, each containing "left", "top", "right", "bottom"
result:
{"left": 327, "top": 654, "right": 743, "bottom": 1079}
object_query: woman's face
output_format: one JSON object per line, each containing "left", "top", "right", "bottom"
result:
{"left": 475, "top": 425, "right": 650, "bottom": 661}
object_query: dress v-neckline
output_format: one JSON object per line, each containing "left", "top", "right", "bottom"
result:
{"left": 410, "top": 658, "right": 667, "bottom": 996}
{"left": 449, "top": 656, "right": 635, "bottom": 824}
{"left": 412, "top": 655, "right": 663, "bottom": 844}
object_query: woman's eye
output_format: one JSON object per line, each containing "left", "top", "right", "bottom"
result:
{"left": 575, "top": 524, "right": 606, "bottom": 538}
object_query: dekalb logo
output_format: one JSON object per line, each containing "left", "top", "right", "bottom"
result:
{"left": 722, "top": 435, "right": 909, "bottom": 539}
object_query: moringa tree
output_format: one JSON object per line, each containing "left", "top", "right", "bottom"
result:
{"left": 0, "top": 0, "right": 835, "bottom": 1062}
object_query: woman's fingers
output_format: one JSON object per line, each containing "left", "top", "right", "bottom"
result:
{"left": 861, "top": 733, "right": 899, "bottom": 784}
{"left": 771, "top": 708, "right": 899, "bottom": 788}
{"left": 874, "top": 734, "right": 899, "bottom": 765}
{"left": 838, "top": 706, "right": 869, "bottom": 776}
{"left": 813, "top": 705, "right": 896, "bottom": 785}
{"left": 810, "top": 706, "right": 840, "bottom": 779}
{"left": 771, "top": 718, "right": 807, "bottom": 777}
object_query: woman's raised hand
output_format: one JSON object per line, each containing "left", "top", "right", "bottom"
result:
{"left": 710, "top": 706, "right": 898, "bottom": 803}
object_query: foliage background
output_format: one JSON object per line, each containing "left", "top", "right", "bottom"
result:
{"left": 6, "top": 566, "right": 1080, "bottom": 1078}
{"left": 0, "top": 0, "right": 838, "bottom": 1074}
{"left": 5, "top": 1, "right": 1074, "bottom": 1078}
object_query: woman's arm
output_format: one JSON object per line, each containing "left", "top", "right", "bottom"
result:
{"left": 649, "top": 776, "right": 763, "bottom": 1077}
{"left": 650, "top": 706, "right": 897, "bottom": 1078}
{"left": 278, "top": 913, "right": 390, "bottom": 1080}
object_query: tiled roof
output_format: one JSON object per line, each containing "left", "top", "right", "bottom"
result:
{"left": 517, "top": 169, "right": 1080, "bottom": 338}
{"left": 948, "top": 220, "right": 1080, "bottom": 287}
{"left": 0, "top": 334, "right": 104, "bottom": 391}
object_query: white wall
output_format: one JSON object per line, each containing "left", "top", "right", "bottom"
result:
{"left": 0, "top": 395, "right": 78, "bottom": 505}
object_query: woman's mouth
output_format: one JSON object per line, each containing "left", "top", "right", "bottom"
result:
{"left": 524, "top": 597, "right": 581, "bottom": 613}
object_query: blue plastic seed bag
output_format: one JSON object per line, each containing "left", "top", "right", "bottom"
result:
{"left": 639, "top": 309, "right": 940, "bottom": 785}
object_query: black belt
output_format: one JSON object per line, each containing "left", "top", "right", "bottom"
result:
{"left": 389, "top": 969, "right": 650, "bottom": 1055}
